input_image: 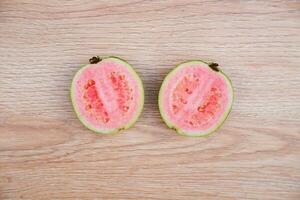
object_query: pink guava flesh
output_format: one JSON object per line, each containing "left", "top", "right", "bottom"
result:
{"left": 161, "top": 62, "right": 232, "bottom": 134}
{"left": 72, "top": 59, "right": 142, "bottom": 132}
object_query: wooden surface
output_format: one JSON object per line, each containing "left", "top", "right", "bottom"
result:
{"left": 0, "top": 0, "right": 300, "bottom": 199}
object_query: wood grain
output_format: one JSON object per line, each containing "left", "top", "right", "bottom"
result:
{"left": 0, "top": 0, "right": 300, "bottom": 199}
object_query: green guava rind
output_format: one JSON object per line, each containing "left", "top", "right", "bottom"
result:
{"left": 70, "top": 56, "right": 144, "bottom": 134}
{"left": 158, "top": 60, "right": 234, "bottom": 137}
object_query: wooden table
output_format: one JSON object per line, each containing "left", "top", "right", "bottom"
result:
{"left": 0, "top": 1, "right": 299, "bottom": 199}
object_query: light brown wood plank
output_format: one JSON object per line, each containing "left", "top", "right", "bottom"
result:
{"left": 0, "top": 0, "right": 300, "bottom": 199}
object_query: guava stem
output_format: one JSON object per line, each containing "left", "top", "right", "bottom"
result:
{"left": 208, "top": 62, "right": 220, "bottom": 72}
{"left": 89, "top": 56, "right": 102, "bottom": 64}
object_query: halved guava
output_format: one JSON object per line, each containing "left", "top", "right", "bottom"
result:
{"left": 71, "top": 56, "right": 144, "bottom": 134}
{"left": 158, "top": 60, "right": 233, "bottom": 137}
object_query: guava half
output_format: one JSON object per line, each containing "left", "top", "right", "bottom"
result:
{"left": 158, "top": 60, "right": 233, "bottom": 137}
{"left": 71, "top": 56, "right": 144, "bottom": 134}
